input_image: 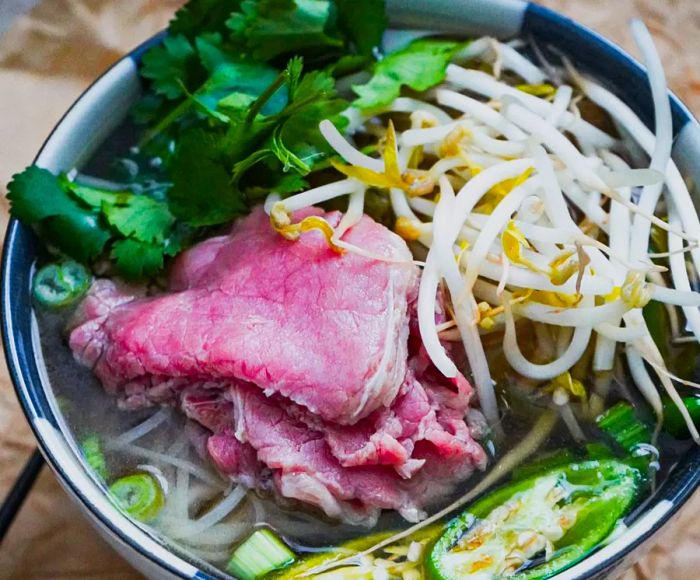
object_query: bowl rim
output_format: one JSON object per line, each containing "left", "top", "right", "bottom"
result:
{"left": 3, "top": 3, "right": 700, "bottom": 579}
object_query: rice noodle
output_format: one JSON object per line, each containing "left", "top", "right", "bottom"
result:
{"left": 163, "top": 486, "right": 248, "bottom": 540}
{"left": 124, "top": 445, "right": 224, "bottom": 488}
{"left": 168, "top": 523, "right": 248, "bottom": 547}
{"left": 186, "top": 546, "right": 234, "bottom": 562}
{"left": 109, "top": 408, "right": 170, "bottom": 449}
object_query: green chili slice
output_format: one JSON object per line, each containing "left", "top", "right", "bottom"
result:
{"left": 32, "top": 260, "right": 90, "bottom": 307}
{"left": 426, "top": 459, "right": 643, "bottom": 580}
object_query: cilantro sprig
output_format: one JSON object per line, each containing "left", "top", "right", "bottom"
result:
{"left": 7, "top": 0, "right": 469, "bottom": 281}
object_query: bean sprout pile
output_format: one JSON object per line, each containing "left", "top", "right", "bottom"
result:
{"left": 266, "top": 23, "right": 700, "bottom": 444}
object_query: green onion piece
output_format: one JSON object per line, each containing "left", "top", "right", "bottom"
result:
{"left": 109, "top": 473, "right": 164, "bottom": 522}
{"left": 226, "top": 528, "right": 295, "bottom": 580}
{"left": 80, "top": 435, "right": 107, "bottom": 480}
{"left": 596, "top": 402, "right": 651, "bottom": 453}
{"left": 32, "top": 260, "right": 90, "bottom": 308}
{"left": 663, "top": 396, "right": 700, "bottom": 439}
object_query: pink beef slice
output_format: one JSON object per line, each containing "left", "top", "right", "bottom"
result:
{"left": 199, "top": 379, "right": 485, "bottom": 524}
{"left": 183, "top": 348, "right": 486, "bottom": 522}
{"left": 70, "top": 206, "right": 487, "bottom": 522}
{"left": 69, "top": 206, "right": 417, "bottom": 424}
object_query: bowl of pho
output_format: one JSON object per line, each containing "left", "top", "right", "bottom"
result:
{"left": 3, "top": 0, "right": 700, "bottom": 578}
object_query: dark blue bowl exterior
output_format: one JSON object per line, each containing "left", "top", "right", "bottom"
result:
{"left": 3, "top": 3, "right": 700, "bottom": 579}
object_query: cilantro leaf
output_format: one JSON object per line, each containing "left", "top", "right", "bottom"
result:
{"left": 8, "top": 166, "right": 81, "bottom": 222}
{"left": 169, "top": 130, "right": 248, "bottom": 226}
{"left": 170, "top": 0, "right": 243, "bottom": 39}
{"left": 68, "top": 181, "right": 175, "bottom": 244}
{"left": 353, "top": 38, "right": 464, "bottom": 110}
{"left": 141, "top": 35, "right": 200, "bottom": 99}
{"left": 195, "top": 33, "right": 230, "bottom": 72}
{"left": 226, "top": 0, "right": 343, "bottom": 61}
{"left": 195, "top": 60, "right": 284, "bottom": 117}
{"left": 335, "top": 0, "right": 386, "bottom": 57}
{"left": 103, "top": 197, "right": 174, "bottom": 244}
{"left": 110, "top": 239, "right": 165, "bottom": 279}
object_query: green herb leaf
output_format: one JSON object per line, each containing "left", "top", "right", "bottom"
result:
{"left": 103, "top": 196, "right": 174, "bottom": 244}
{"left": 68, "top": 180, "right": 175, "bottom": 244}
{"left": 141, "top": 35, "right": 200, "bottom": 99}
{"left": 169, "top": 130, "right": 249, "bottom": 226}
{"left": 198, "top": 60, "right": 285, "bottom": 116}
{"left": 273, "top": 69, "right": 348, "bottom": 170}
{"left": 226, "top": 0, "right": 343, "bottom": 61}
{"left": 353, "top": 38, "right": 464, "bottom": 110}
{"left": 110, "top": 238, "right": 166, "bottom": 279}
{"left": 335, "top": 0, "right": 386, "bottom": 57}
{"left": 170, "top": 0, "right": 243, "bottom": 39}
{"left": 8, "top": 166, "right": 83, "bottom": 222}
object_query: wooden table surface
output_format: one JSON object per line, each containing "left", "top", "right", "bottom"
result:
{"left": 1, "top": 1, "right": 699, "bottom": 578}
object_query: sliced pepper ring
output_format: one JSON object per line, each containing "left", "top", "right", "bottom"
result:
{"left": 426, "top": 459, "right": 643, "bottom": 580}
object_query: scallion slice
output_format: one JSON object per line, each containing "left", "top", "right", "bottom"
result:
{"left": 226, "top": 528, "right": 295, "bottom": 580}
{"left": 596, "top": 402, "right": 651, "bottom": 453}
{"left": 109, "top": 473, "right": 164, "bottom": 522}
{"left": 80, "top": 435, "right": 107, "bottom": 480}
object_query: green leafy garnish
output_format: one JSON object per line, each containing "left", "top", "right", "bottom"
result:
{"left": 168, "top": 129, "right": 249, "bottom": 226}
{"left": 7, "top": 167, "right": 178, "bottom": 278}
{"left": 141, "top": 35, "right": 201, "bottom": 100}
{"left": 335, "top": 0, "right": 387, "bottom": 57}
{"left": 10, "top": 0, "right": 390, "bottom": 279}
{"left": 226, "top": 0, "right": 343, "bottom": 61}
{"left": 170, "top": 0, "right": 242, "bottom": 39}
{"left": 352, "top": 38, "right": 465, "bottom": 110}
